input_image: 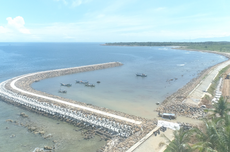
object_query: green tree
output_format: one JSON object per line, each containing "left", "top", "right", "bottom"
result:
{"left": 191, "top": 119, "right": 218, "bottom": 152}
{"left": 164, "top": 128, "right": 191, "bottom": 152}
{"left": 213, "top": 96, "right": 229, "bottom": 118}
{"left": 215, "top": 114, "right": 230, "bottom": 152}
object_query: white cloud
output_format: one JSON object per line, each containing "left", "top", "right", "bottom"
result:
{"left": 0, "top": 16, "right": 33, "bottom": 42}
{"left": 1, "top": 16, "right": 31, "bottom": 34}
{"left": 0, "top": 26, "right": 10, "bottom": 33}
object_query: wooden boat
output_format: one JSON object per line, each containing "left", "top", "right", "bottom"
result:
{"left": 58, "top": 89, "right": 67, "bottom": 93}
{"left": 60, "top": 83, "right": 72, "bottom": 87}
{"left": 85, "top": 84, "right": 95, "bottom": 87}
{"left": 136, "top": 73, "right": 147, "bottom": 77}
{"left": 76, "top": 80, "right": 89, "bottom": 84}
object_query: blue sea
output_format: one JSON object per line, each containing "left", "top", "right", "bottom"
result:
{"left": 0, "top": 42, "right": 227, "bottom": 151}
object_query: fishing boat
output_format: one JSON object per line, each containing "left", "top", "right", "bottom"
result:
{"left": 76, "top": 80, "right": 89, "bottom": 84}
{"left": 60, "top": 83, "right": 72, "bottom": 87}
{"left": 136, "top": 73, "right": 147, "bottom": 77}
{"left": 85, "top": 84, "right": 95, "bottom": 87}
{"left": 58, "top": 89, "right": 67, "bottom": 93}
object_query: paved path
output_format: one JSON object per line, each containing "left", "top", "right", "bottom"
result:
{"left": 185, "top": 60, "right": 230, "bottom": 105}
{"left": 134, "top": 128, "right": 174, "bottom": 152}
{"left": 126, "top": 126, "right": 160, "bottom": 152}
{"left": 9, "top": 66, "right": 142, "bottom": 125}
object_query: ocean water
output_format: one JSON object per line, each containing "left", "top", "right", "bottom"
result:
{"left": 0, "top": 42, "right": 227, "bottom": 151}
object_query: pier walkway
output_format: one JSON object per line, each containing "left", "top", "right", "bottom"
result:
{"left": 185, "top": 60, "right": 230, "bottom": 105}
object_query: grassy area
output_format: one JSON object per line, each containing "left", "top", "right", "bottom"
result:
{"left": 185, "top": 42, "right": 230, "bottom": 52}
{"left": 105, "top": 42, "right": 230, "bottom": 53}
{"left": 207, "top": 65, "right": 230, "bottom": 95}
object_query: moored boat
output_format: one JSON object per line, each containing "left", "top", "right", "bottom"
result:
{"left": 60, "top": 83, "right": 72, "bottom": 87}
{"left": 58, "top": 89, "right": 67, "bottom": 93}
{"left": 76, "top": 80, "right": 89, "bottom": 84}
{"left": 85, "top": 84, "right": 95, "bottom": 87}
{"left": 136, "top": 73, "right": 147, "bottom": 77}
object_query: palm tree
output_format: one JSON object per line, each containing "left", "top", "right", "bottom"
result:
{"left": 213, "top": 96, "right": 229, "bottom": 118}
{"left": 191, "top": 119, "right": 218, "bottom": 152}
{"left": 163, "top": 128, "right": 192, "bottom": 152}
{"left": 214, "top": 114, "right": 230, "bottom": 152}
{"left": 192, "top": 114, "right": 230, "bottom": 152}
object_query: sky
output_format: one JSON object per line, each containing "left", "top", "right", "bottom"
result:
{"left": 0, "top": 0, "right": 230, "bottom": 42}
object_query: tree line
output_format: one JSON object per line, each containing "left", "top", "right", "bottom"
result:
{"left": 105, "top": 42, "right": 230, "bottom": 52}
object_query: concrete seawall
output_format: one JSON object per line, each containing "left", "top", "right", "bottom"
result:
{"left": 0, "top": 62, "right": 156, "bottom": 152}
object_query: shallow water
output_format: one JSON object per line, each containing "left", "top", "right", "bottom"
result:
{"left": 32, "top": 47, "right": 227, "bottom": 119}
{"left": 0, "top": 101, "right": 106, "bottom": 152}
{"left": 0, "top": 43, "right": 227, "bottom": 151}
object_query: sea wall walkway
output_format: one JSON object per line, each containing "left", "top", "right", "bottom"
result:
{"left": 185, "top": 60, "right": 230, "bottom": 105}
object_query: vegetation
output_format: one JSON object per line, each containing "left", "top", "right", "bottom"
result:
{"left": 163, "top": 128, "right": 192, "bottom": 152}
{"left": 105, "top": 41, "right": 230, "bottom": 52}
{"left": 207, "top": 65, "right": 230, "bottom": 95}
{"left": 212, "top": 96, "right": 230, "bottom": 117}
{"left": 164, "top": 97, "right": 230, "bottom": 152}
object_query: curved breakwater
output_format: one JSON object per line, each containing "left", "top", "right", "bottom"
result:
{"left": 0, "top": 62, "right": 156, "bottom": 152}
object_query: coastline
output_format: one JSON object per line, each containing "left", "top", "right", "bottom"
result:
{"left": 132, "top": 47, "right": 230, "bottom": 152}
{"left": 163, "top": 47, "right": 230, "bottom": 104}
{"left": 156, "top": 47, "right": 230, "bottom": 117}
{"left": 0, "top": 62, "right": 157, "bottom": 152}
{"left": 1, "top": 45, "right": 229, "bottom": 152}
